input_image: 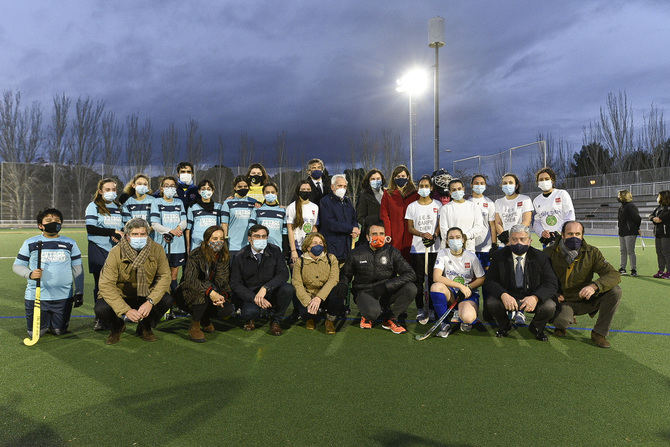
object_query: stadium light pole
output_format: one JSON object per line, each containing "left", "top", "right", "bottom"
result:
{"left": 429, "top": 17, "right": 445, "bottom": 172}
{"left": 396, "top": 68, "right": 429, "bottom": 179}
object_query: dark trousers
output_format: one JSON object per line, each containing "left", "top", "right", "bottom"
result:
{"left": 410, "top": 252, "right": 437, "bottom": 309}
{"left": 241, "top": 283, "right": 294, "bottom": 323}
{"left": 355, "top": 282, "right": 417, "bottom": 321}
{"left": 94, "top": 293, "right": 175, "bottom": 331}
{"left": 88, "top": 242, "right": 109, "bottom": 303}
{"left": 553, "top": 286, "right": 622, "bottom": 337}
{"left": 655, "top": 237, "right": 670, "bottom": 271}
{"left": 191, "top": 301, "right": 235, "bottom": 323}
{"left": 293, "top": 282, "right": 347, "bottom": 319}
{"left": 25, "top": 298, "right": 73, "bottom": 333}
{"left": 486, "top": 294, "right": 556, "bottom": 331}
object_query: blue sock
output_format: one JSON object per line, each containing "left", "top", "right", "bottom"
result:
{"left": 430, "top": 292, "right": 449, "bottom": 318}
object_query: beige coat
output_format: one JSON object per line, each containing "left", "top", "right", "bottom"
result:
{"left": 98, "top": 240, "right": 171, "bottom": 317}
{"left": 292, "top": 253, "right": 339, "bottom": 306}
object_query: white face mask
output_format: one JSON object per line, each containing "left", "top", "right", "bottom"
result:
{"left": 538, "top": 180, "right": 553, "bottom": 192}
{"left": 472, "top": 184, "right": 486, "bottom": 195}
{"left": 135, "top": 185, "right": 149, "bottom": 195}
{"left": 448, "top": 238, "right": 463, "bottom": 252}
{"left": 418, "top": 188, "right": 431, "bottom": 198}
{"left": 334, "top": 187, "right": 347, "bottom": 199}
{"left": 102, "top": 191, "right": 117, "bottom": 202}
{"left": 200, "top": 190, "right": 213, "bottom": 200}
{"left": 163, "top": 187, "right": 177, "bottom": 199}
{"left": 450, "top": 190, "right": 465, "bottom": 201}
{"left": 179, "top": 173, "right": 193, "bottom": 184}
{"left": 502, "top": 184, "right": 516, "bottom": 196}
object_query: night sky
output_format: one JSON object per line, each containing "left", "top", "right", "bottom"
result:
{"left": 2, "top": 0, "right": 670, "bottom": 174}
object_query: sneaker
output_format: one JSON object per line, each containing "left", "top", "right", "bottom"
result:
{"left": 165, "top": 309, "right": 176, "bottom": 320}
{"left": 663, "top": 271, "right": 670, "bottom": 279}
{"left": 618, "top": 268, "right": 627, "bottom": 275}
{"left": 450, "top": 309, "right": 460, "bottom": 323}
{"left": 513, "top": 311, "right": 526, "bottom": 326}
{"left": 93, "top": 318, "right": 105, "bottom": 331}
{"left": 653, "top": 270, "right": 664, "bottom": 278}
{"left": 630, "top": 269, "right": 638, "bottom": 277}
{"left": 416, "top": 309, "right": 429, "bottom": 325}
{"left": 381, "top": 319, "right": 407, "bottom": 334}
{"left": 429, "top": 310, "right": 436, "bottom": 321}
{"left": 359, "top": 317, "right": 372, "bottom": 329}
{"left": 460, "top": 323, "right": 472, "bottom": 332}
{"left": 437, "top": 323, "right": 451, "bottom": 338}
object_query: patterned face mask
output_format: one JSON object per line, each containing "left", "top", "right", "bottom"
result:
{"left": 209, "top": 240, "right": 225, "bottom": 252}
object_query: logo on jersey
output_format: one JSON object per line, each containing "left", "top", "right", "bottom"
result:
{"left": 555, "top": 197, "right": 562, "bottom": 203}
{"left": 546, "top": 215, "right": 558, "bottom": 226}
{"left": 433, "top": 208, "right": 438, "bottom": 213}
{"left": 517, "top": 202, "right": 523, "bottom": 207}
{"left": 380, "top": 256, "right": 388, "bottom": 265}
{"left": 483, "top": 203, "right": 488, "bottom": 207}
{"left": 464, "top": 262, "right": 471, "bottom": 269}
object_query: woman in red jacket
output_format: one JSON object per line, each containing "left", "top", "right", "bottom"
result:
{"left": 380, "top": 165, "right": 419, "bottom": 261}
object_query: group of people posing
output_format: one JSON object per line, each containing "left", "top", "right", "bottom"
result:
{"left": 14, "top": 158, "right": 666, "bottom": 348}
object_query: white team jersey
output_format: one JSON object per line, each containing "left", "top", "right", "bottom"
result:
{"left": 532, "top": 189, "right": 575, "bottom": 236}
{"left": 469, "top": 195, "right": 495, "bottom": 252}
{"left": 434, "top": 248, "right": 485, "bottom": 284}
{"left": 405, "top": 199, "right": 442, "bottom": 254}
{"left": 438, "top": 200, "right": 485, "bottom": 252}
{"left": 495, "top": 194, "right": 533, "bottom": 232}
{"left": 286, "top": 201, "right": 319, "bottom": 249}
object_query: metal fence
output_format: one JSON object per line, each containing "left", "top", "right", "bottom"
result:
{"left": 567, "top": 181, "right": 670, "bottom": 200}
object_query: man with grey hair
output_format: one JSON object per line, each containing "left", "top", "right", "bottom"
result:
{"left": 484, "top": 224, "right": 559, "bottom": 341}
{"left": 94, "top": 218, "right": 174, "bottom": 344}
{"left": 318, "top": 173, "right": 360, "bottom": 262}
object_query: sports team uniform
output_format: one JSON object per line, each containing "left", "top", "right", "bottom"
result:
{"left": 122, "top": 195, "right": 155, "bottom": 224}
{"left": 150, "top": 197, "right": 187, "bottom": 266}
{"left": 432, "top": 248, "right": 485, "bottom": 317}
{"left": 247, "top": 184, "right": 265, "bottom": 203}
{"left": 532, "top": 189, "right": 575, "bottom": 237}
{"left": 187, "top": 201, "right": 223, "bottom": 251}
{"left": 495, "top": 194, "right": 533, "bottom": 232}
{"left": 14, "top": 235, "right": 84, "bottom": 334}
{"left": 286, "top": 201, "right": 319, "bottom": 253}
{"left": 250, "top": 204, "right": 288, "bottom": 251}
{"left": 85, "top": 201, "right": 124, "bottom": 300}
{"left": 221, "top": 197, "right": 257, "bottom": 255}
{"left": 438, "top": 200, "right": 485, "bottom": 252}
{"left": 470, "top": 195, "right": 496, "bottom": 268}
{"left": 405, "top": 199, "right": 442, "bottom": 309}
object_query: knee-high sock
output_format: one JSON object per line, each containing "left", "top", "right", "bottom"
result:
{"left": 430, "top": 292, "right": 449, "bottom": 318}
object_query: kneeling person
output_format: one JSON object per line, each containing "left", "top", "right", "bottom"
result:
{"left": 95, "top": 218, "right": 174, "bottom": 344}
{"left": 430, "top": 227, "right": 485, "bottom": 337}
{"left": 340, "top": 221, "right": 416, "bottom": 334}
{"left": 545, "top": 221, "right": 621, "bottom": 348}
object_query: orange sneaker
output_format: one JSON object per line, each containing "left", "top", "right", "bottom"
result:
{"left": 359, "top": 317, "right": 372, "bottom": 329}
{"left": 382, "top": 319, "right": 407, "bottom": 334}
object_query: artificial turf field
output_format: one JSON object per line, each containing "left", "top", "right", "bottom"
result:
{"left": 0, "top": 229, "right": 669, "bottom": 447}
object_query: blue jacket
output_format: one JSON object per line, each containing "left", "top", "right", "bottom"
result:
{"left": 318, "top": 193, "right": 359, "bottom": 261}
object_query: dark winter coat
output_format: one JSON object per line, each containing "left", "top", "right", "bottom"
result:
{"left": 176, "top": 246, "right": 231, "bottom": 307}
{"left": 650, "top": 205, "right": 670, "bottom": 238}
{"left": 307, "top": 175, "right": 331, "bottom": 206}
{"left": 340, "top": 243, "right": 416, "bottom": 294}
{"left": 617, "top": 201, "right": 641, "bottom": 236}
{"left": 318, "top": 193, "right": 359, "bottom": 261}
{"left": 230, "top": 243, "right": 289, "bottom": 302}
{"left": 356, "top": 188, "right": 382, "bottom": 237}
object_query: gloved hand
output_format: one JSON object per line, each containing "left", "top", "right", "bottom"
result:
{"left": 498, "top": 231, "right": 509, "bottom": 245}
{"left": 163, "top": 233, "right": 174, "bottom": 243}
{"left": 73, "top": 294, "right": 84, "bottom": 308}
{"left": 422, "top": 237, "right": 436, "bottom": 247}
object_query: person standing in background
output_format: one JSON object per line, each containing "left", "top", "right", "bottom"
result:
{"left": 306, "top": 158, "right": 331, "bottom": 206}
{"left": 650, "top": 190, "right": 670, "bottom": 279}
{"left": 356, "top": 169, "right": 385, "bottom": 241}
{"left": 617, "top": 189, "right": 641, "bottom": 277}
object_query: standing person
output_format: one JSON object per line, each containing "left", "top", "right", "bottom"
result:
{"left": 176, "top": 226, "right": 233, "bottom": 342}
{"left": 532, "top": 167, "right": 575, "bottom": 246}
{"left": 339, "top": 221, "right": 416, "bottom": 334}
{"left": 318, "top": 174, "right": 360, "bottom": 262}
{"left": 175, "top": 162, "right": 200, "bottom": 211}
{"left": 150, "top": 176, "right": 187, "bottom": 293}
{"left": 484, "top": 224, "right": 559, "bottom": 341}
{"left": 85, "top": 178, "right": 124, "bottom": 330}
{"left": 306, "top": 158, "right": 331, "bottom": 205}
{"left": 494, "top": 173, "right": 533, "bottom": 246}
{"left": 292, "top": 233, "right": 347, "bottom": 334}
{"left": 380, "top": 165, "right": 419, "bottom": 261}
{"left": 13, "top": 208, "right": 84, "bottom": 337}
{"left": 430, "top": 227, "right": 485, "bottom": 337}
{"left": 95, "top": 218, "right": 174, "bottom": 344}
{"left": 245, "top": 163, "right": 270, "bottom": 203}
{"left": 121, "top": 173, "right": 155, "bottom": 224}
{"left": 617, "top": 189, "right": 641, "bottom": 276}
{"left": 405, "top": 175, "right": 441, "bottom": 323}
{"left": 186, "top": 179, "right": 222, "bottom": 254}
{"left": 249, "top": 182, "right": 288, "bottom": 253}
{"left": 286, "top": 181, "right": 319, "bottom": 265}
{"left": 431, "top": 168, "right": 452, "bottom": 205}
{"left": 469, "top": 174, "right": 497, "bottom": 269}
{"left": 650, "top": 190, "right": 670, "bottom": 278}
{"left": 221, "top": 176, "right": 257, "bottom": 259}
{"left": 439, "top": 178, "right": 485, "bottom": 252}
{"left": 230, "top": 224, "right": 295, "bottom": 335}
{"left": 356, "top": 169, "right": 385, "bottom": 240}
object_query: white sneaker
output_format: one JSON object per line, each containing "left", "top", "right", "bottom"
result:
{"left": 460, "top": 323, "right": 472, "bottom": 332}
{"left": 450, "top": 309, "right": 460, "bottom": 323}
{"left": 417, "top": 309, "right": 429, "bottom": 325}
{"left": 513, "top": 311, "right": 526, "bottom": 326}
{"left": 437, "top": 323, "right": 451, "bottom": 338}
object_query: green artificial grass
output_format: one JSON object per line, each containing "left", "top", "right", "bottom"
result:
{"left": 1, "top": 229, "right": 669, "bottom": 446}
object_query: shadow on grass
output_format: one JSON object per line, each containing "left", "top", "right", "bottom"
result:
{"left": 0, "top": 394, "right": 65, "bottom": 446}
{"left": 371, "top": 429, "right": 472, "bottom": 447}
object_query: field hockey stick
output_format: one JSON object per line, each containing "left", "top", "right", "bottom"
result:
{"left": 423, "top": 248, "right": 430, "bottom": 311}
{"left": 415, "top": 298, "right": 458, "bottom": 341}
{"left": 24, "top": 241, "right": 43, "bottom": 346}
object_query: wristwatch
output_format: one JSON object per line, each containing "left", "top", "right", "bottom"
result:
{"left": 146, "top": 298, "right": 154, "bottom": 305}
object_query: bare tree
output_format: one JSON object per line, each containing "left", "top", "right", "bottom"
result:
{"left": 275, "top": 130, "right": 287, "bottom": 203}
{"left": 381, "top": 129, "right": 403, "bottom": 178}
{"left": 639, "top": 104, "right": 667, "bottom": 169}
{"left": 161, "top": 122, "right": 179, "bottom": 176}
{"left": 599, "top": 90, "right": 634, "bottom": 171}
{"left": 185, "top": 118, "right": 204, "bottom": 172}
{"left": 101, "top": 111, "right": 123, "bottom": 178}
{"left": 125, "top": 113, "right": 152, "bottom": 181}
{"left": 238, "top": 131, "right": 255, "bottom": 174}
{"left": 47, "top": 93, "right": 70, "bottom": 165}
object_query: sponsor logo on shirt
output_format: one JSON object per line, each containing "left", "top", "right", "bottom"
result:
{"left": 517, "top": 202, "right": 523, "bottom": 207}
{"left": 464, "top": 262, "right": 470, "bottom": 269}
{"left": 555, "top": 197, "right": 562, "bottom": 203}
{"left": 359, "top": 260, "right": 368, "bottom": 264}
{"left": 380, "top": 256, "right": 388, "bottom": 265}
{"left": 483, "top": 203, "right": 488, "bottom": 207}
{"left": 42, "top": 251, "right": 68, "bottom": 263}
{"left": 433, "top": 208, "right": 438, "bottom": 213}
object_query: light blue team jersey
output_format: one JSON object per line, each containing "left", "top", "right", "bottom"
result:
{"left": 221, "top": 197, "right": 257, "bottom": 251}
{"left": 14, "top": 235, "right": 83, "bottom": 301}
{"left": 250, "top": 204, "right": 287, "bottom": 251}
{"left": 122, "top": 195, "right": 155, "bottom": 224}
{"left": 150, "top": 197, "right": 187, "bottom": 255}
{"left": 187, "top": 202, "right": 223, "bottom": 251}
{"left": 85, "top": 201, "right": 124, "bottom": 252}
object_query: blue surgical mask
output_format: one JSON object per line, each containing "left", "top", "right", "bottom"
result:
{"left": 163, "top": 187, "right": 177, "bottom": 199}
{"left": 418, "top": 188, "right": 431, "bottom": 198}
{"left": 395, "top": 178, "right": 408, "bottom": 188}
{"left": 448, "top": 238, "right": 463, "bottom": 252}
{"left": 264, "top": 193, "right": 277, "bottom": 203}
{"left": 502, "top": 184, "right": 516, "bottom": 196}
{"left": 200, "top": 190, "right": 213, "bottom": 200}
{"left": 129, "top": 236, "right": 147, "bottom": 250}
{"left": 370, "top": 179, "right": 382, "bottom": 190}
{"left": 450, "top": 190, "right": 465, "bottom": 201}
{"left": 310, "top": 245, "right": 325, "bottom": 256}
{"left": 135, "top": 185, "right": 149, "bottom": 195}
{"left": 103, "top": 191, "right": 117, "bottom": 202}
{"left": 472, "top": 184, "right": 486, "bottom": 195}
{"left": 252, "top": 239, "right": 267, "bottom": 251}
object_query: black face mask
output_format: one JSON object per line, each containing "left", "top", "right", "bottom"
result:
{"left": 249, "top": 175, "right": 263, "bottom": 184}
{"left": 510, "top": 243, "right": 530, "bottom": 255}
{"left": 42, "top": 222, "right": 62, "bottom": 234}
{"left": 298, "top": 191, "right": 311, "bottom": 201}
{"left": 236, "top": 188, "right": 249, "bottom": 197}
{"left": 563, "top": 237, "right": 583, "bottom": 251}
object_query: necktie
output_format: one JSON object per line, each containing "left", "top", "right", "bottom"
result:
{"left": 255, "top": 253, "right": 262, "bottom": 264}
{"left": 317, "top": 181, "right": 322, "bottom": 193}
{"left": 515, "top": 256, "right": 524, "bottom": 288}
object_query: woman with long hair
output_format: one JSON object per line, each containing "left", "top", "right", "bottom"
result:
{"left": 245, "top": 163, "right": 270, "bottom": 203}
{"left": 249, "top": 182, "right": 288, "bottom": 251}
{"left": 356, "top": 169, "right": 386, "bottom": 241}
{"left": 221, "top": 175, "right": 257, "bottom": 259}
{"left": 617, "top": 189, "right": 641, "bottom": 276}
{"left": 650, "top": 190, "right": 670, "bottom": 278}
{"left": 186, "top": 179, "right": 222, "bottom": 254}
{"left": 286, "top": 180, "right": 319, "bottom": 265}
{"left": 380, "top": 165, "right": 418, "bottom": 261}
{"left": 121, "top": 173, "right": 154, "bottom": 224}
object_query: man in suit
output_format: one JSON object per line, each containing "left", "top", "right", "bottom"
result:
{"left": 318, "top": 173, "right": 360, "bottom": 262}
{"left": 484, "top": 224, "right": 558, "bottom": 341}
{"left": 306, "top": 158, "right": 331, "bottom": 206}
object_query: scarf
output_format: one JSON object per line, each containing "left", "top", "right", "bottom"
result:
{"left": 198, "top": 197, "right": 215, "bottom": 213}
{"left": 373, "top": 188, "right": 383, "bottom": 204}
{"left": 119, "top": 237, "right": 152, "bottom": 298}
{"left": 558, "top": 239, "right": 579, "bottom": 265}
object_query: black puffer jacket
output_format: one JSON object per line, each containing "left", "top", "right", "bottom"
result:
{"left": 617, "top": 201, "right": 641, "bottom": 236}
{"left": 340, "top": 243, "right": 416, "bottom": 293}
{"left": 650, "top": 205, "right": 670, "bottom": 238}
